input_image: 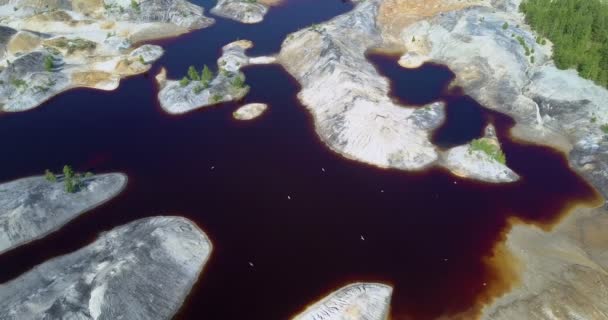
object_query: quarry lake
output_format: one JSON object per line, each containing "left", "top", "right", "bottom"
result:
{"left": 0, "top": 0, "right": 601, "bottom": 319}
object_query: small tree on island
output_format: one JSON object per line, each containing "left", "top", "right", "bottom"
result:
{"left": 62, "top": 165, "right": 79, "bottom": 193}
{"left": 63, "top": 165, "right": 74, "bottom": 179}
{"left": 64, "top": 177, "right": 76, "bottom": 193}
{"left": 45, "top": 169, "right": 57, "bottom": 182}
{"left": 201, "top": 65, "right": 213, "bottom": 87}
{"left": 232, "top": 75, "right": 246, "bottom": 88}
{"left": 179, "top": 76, "right": 190, "bottom": 87}
{"left": 187, "top": 66, "right": 200, "bottom": 81}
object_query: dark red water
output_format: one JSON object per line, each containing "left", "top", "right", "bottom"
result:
{"left": 0, "top": 1, "right": 600, "bottom": 319}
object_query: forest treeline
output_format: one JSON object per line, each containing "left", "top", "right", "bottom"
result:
{"left": 520, "top": 0, "right": 608, "bottom": 88}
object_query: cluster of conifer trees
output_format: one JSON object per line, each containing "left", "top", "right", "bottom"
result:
{"left": 520, "top": 0, "right": 608, "bottom": 88}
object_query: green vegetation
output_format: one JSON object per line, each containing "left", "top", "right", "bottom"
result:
{"left": 310, "top": 23, "right": 323, "bottom": 32}
{"left": 193, "top": 85, "right": 204, "bottom": 94}
{"left": 502, "top": 22, "right": 509, "bottom": 30}
{"left": 44, "top": 56, "right": 54, "bottom": 72}
{"left": 45, "top": 169, "right": 57, "bottom": 182}
{"left": 63, "top": 165, "right": 77, "bottom": 193}
{"left": 219, "top": 68, "right": 230, "bottom": 77}
{"left": 601, "top": 124, "right": 608, "bottom": 134}
{"left": 201, "top": 65, "right": 213, "bottom": 87}
{"left": 45, "top": 165, "right": 87, "bottom": 193}
{"left": 50, "top": 37, "right": 96, "bottom": 54}
{"left": 520, "top": 0, "right": 608, "bottom": 87}
{"left": 138, "top": 55, "right": 145, "bottom": 64}
{"left": 232, "top": 75, "right": 246, "bottom": 88}
{"left": 516, "top": 35, "right": 531, "bottom": 56}
{"left": 179, "top": 76, "right": 190, "bottom": 87}
{"left": 11, "top": 78, "right": 27, "bottom": 88}
{"left": 64, "top": 177, "right": 76, "bottom": 193}
{"left": 211, "top": 93, "right": 223, "bottom": 103}
{"left": 130, "top": 0, "right": 140, "bottom": 12}
{"left": 469, "top": 138, "right": 506, "bottom": 164}
{"left": 63, "top": 165, "right": 74, "bottom": 179}
{"left": 187, "top": 66, "right": 200, "bottom": 81}
{"left": 182, "top": 65, "right": 215, "bottom": 92}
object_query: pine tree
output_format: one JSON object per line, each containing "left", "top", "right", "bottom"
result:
{"left": 63, "top": 165, "right": 74, "bottom": 179}
{"left": 179, "top": 76, "right": 190, "bottom": 87}
{"left": 201, "top": 65, "right": 213, "bottom": 87}
{"left": 520, "top": 0, "right": 608, "bottom": 87}
{"left": 45, "top": 169, "right": 56, "bottom": 182}
{"left": 187, "top": 66, "right": 200, "bottom": 81}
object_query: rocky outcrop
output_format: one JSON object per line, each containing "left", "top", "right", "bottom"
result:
{"left": 371, "top": 0, "right": 608, "bottom": 318}
{"left": 6, "top": 0, "right": 213, "bottom": 29}
{"left": 233, "top": 102, "right": 268, "bottom": 120}
{"left": 277, "top": 0, "right": 517, "bottom": 183}
{"left": 279, "top": 0, "right": 438, "bottom": 171}
{"left": 0, "top": 42, "right": 162, "bottom": 111}
{"left": 0, "top": 26, "right": 18, "bottom": 59}
{"left": 104, "top": 0, "right": 213, "bottom": 29}
{"left": 390, "top": 0, "right": 608, "bottom": 195}
{"left": 211, "top": 0, "right": 268, "bottom": 24}
{"left": 0, "top": 216, "right": 212, "bottom": 320}
{"left": 0, "top": 0, "right": 213, "bottom": 112}
{"left": 293, "top": 283, "right": 392, "bottom": 320}
{"left": 444, "top": 125, "right": 518, "bottom": 183}
{"left": 278, "top": 0, "right": 608, "bottom": 318}
{"left": 444, "top": 144, "right": 518, "bottom": 183}
{"left": 480, "top": 205, "right": 608, "bottom": 320}
{"left": 526, "top": 68, "right": 608, "bottom": 197}
{"left": 157, "top": 40, "right": 274, "bottom": 114}
{"left": 0, "top": 173, "right": 127, "bottom": 254}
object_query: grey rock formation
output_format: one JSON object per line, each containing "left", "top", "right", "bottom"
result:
{"left": 0, "top": 0, "right": 211, "bottom": 112}
{"left": 130, "top": 44, "right": 164, "bottom": 64}
{"left": 134, "top": 0, "right": 214, "bottom": 29}
{"left": 233, "top": 102, "right": 268, "bottom": 120}
{"left": 104, "top": 0, "right": 214, "bottom": 29}
{"left": 0, "top": 26, "right": 17, "bottom": 59}
{"left": 278, "top": 0, "right": 517, "bottom": 182}
{"left": 157, "top": 40, "right": 270, "bottom": 114}
{"left": 371, "top": 0, "right": 608, "bottom": 318}
{"left": 293, "top": 283, "right": 392, "bottom": 320}
{"left": 279, "top": 0, "right": 437, "bottom": 170}
{"left": 0, "top": 50, "right": 70, "bottom": 111}
{"left": 0, "top": 173, "right": 126, "bottom": 254}
{"left": 211, "top": 0, "right": 268, "bottom": 24}
{"left": 526, "top": 67, "right": 608, "bottom": 196}
{"left": 396, "top": 1, "right": 608, "bottom": 196}
{"left": 0, "top": 216, "right": 212, "bottom": 320}
{"left": 480, "top": 205, "right": 608, "bottom": 320}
